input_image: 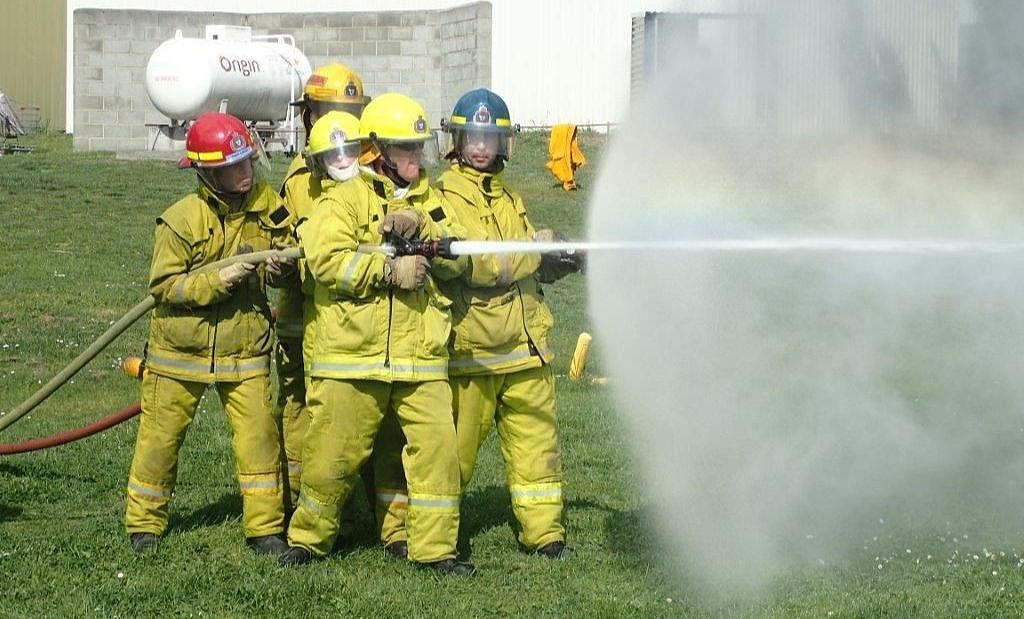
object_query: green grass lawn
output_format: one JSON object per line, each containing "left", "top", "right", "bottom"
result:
{"left": 2, "top": 131, "right": 1024, "bottom": 617}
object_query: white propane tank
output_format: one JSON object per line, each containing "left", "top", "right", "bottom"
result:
{"left": 145, "top": 27, "right": 312, "bottom": 122}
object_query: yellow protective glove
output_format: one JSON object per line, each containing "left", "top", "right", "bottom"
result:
{"left": 384, "top": 255, "right": 429, "bottom": 290}
{"left": 379, "top": 209, "right": 424, "bottom": 239}
{"left": 219, "top": 262, "right": 256, "bottom": 290}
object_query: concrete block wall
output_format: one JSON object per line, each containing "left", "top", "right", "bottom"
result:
{"left": 72, "top": 3, "right": 491, "bottom": 152}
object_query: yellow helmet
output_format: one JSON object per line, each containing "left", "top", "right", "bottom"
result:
{"left": 303, "top": 63, "right": 368, "bottom": 105}
{"left": 294, "top": 63, "right": 370, "bottom": 119}
{"left": 307, "top": 111, "right": 363, "bottom": 155}
{"left": 304, "top": 111, "right": 365, "bottom": 181}
{"left": 360, "top": 93, "right": 432, "bottom": 143}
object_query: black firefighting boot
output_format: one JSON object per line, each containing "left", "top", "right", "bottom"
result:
{"left": 536, "top": 540, "right": 570, "bottom": 560}
{"left": 279, "top": 546, "right": 315, "bottom": 566}
{"left": 384, "top": 540, "right": 409, "bottom": 559}
{"left": 246, "top": 534, "right": 288, "bottom": 555}
{"left": 422, "top": 558, "right": 476, "bottom": 576}
{"left": 130, "top": 532, "right": 158, "bottom": 554}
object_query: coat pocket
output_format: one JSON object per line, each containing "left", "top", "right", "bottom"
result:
{"left": 456, "top": 287, "right": 520, "bottom": 350}
{"left": 318, "top": 299, "right": 379, "bottom": 353}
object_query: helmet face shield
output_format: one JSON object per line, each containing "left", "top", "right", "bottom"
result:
{"left": 456, "top": 128, "right": 510, "bottom": 168}
{"left": 305, "top": 110, "right": 365, "bottom": 180}
{"left": 248, "top": 128, "right": 271, "bottom": 177}
{"left": 197, "top": 156, "right": 256, "bottom": 196}
{"left": 378, "top": 134, "right": 439, "bottom": 181}
{"left": 313, "top": 142, "right": 362, "bottom": 182}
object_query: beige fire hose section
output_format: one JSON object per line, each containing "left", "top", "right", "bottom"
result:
{"left": 0, "top": 246, "right": 303, "bottom": 434}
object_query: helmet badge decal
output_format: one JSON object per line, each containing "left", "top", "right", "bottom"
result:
{"left": 345, "top": 81, "right": 358, "bottom": 97}
{"left": 229, "top": 132, "right": 246, "bottom": 152}
{"left": 473, "top": 104, "right": 491, "bottom": 124}
{"left": 414, "top": 116, "right": 427, "bottom": 134}
{"left": 308, "top": 74, "right": 327, "bottom": 87}
{"left": 329, "top": 128, "right": 348, "bottom": 146}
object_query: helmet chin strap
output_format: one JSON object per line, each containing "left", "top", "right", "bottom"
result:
{"left": 197, "top": 170, "right": 248, "bottom": 209}
{"left": 374, "top": 153, "right": 411, "bottom": 188}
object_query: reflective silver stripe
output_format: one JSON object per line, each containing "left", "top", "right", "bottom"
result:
{"left": 128, "top": 481, "right": 171, "bottom": 499}
{"left": 146, "top": 352, "right": 270, "bottom": 375}
{"left": 376, "top": 492, "right": 409, "bottom": 504}
{"left": 389, "top": 362, "right": 448, "bottom": 376}
{"left": 311, "top": 361, "right": 388, "bottom": 374}
{"left": 448, "top": 349, "right": 533, "bottom": 369}
{"left": 239, "top": 479, "right": 280, "bottom": 491}
{"left": 339, "top": 253, "right": 366, "bottom": 295}
{"left": 172, "top": 274, "right": 190, "bottom": 304}
{"left": 310, "top": 361, "right": 447, "bottom": 377}
{"left": 510, "top": 486, "right": 562, "bottom": 500}
{"left": 287, "top": 462, "right": 302, "bottom": 475}
{"left": 146, "top": 354, "right": 211, "bottom": 373}
{"left": 216, "top": 358, "right": 271, "bottom": 373}
{"left": 409, "top": 495, "right": 459, "bottom": 509}
{"left": 298, "top": 492, "right": 332, "bottom": 513}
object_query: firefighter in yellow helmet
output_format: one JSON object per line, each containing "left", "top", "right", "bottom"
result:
{"left": 291, "top": 63, "right": 370, "bottom": 134}
{"left": 277, "top": 63, "right": 370, "bottom": 519}
{"left": 276, "top": 111, "right": 363, "bottom": 516}
{"left": 124, "top": 112, "right": 295, "bottom": 554}
{"left": 436, "top": 89, "right": 583, "bottom": 559}
{"left": 280, "top": 93, "right": 474, "bottom": 575}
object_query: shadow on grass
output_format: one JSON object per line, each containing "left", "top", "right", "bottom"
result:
{"left": 168, "top": 491, "right": 242, "bottom": 533}
{"left": 0, "top": 502, "right": 24, "bottom": 521}
{"left": 458, "top": 484, "right": 516, "bottom": 557}
{"left": 602, "top": 503, "right": 660, "bottom": 560}
{"left": 0, "top": 462, "right": 25, "bottom": 476}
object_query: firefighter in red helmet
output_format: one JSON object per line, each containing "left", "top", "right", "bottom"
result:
{"left": 124, "top": 112, "right": 295, "bottom": 555}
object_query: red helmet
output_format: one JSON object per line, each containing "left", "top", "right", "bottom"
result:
{"left": 182, "top": 112, "right": 255, "bottom": 168}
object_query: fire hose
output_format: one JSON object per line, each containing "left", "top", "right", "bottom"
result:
{"left": 0, "top": 236, "right": 586, "bottom": 453}
{"left": 0, "top": 247, "right": 303, "bottom": 451}
{"left": 8, "top": 231, "right": 1022, "bottom": 452}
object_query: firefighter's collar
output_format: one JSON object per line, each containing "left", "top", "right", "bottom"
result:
{"left": 363, "top": 167, "right": 430, "bottom": 202}
{"left": 199, "top": 181, "right": 273, "bottom": 216}
{"left": 455, "top": 163, "right": 504, "bottom": 197}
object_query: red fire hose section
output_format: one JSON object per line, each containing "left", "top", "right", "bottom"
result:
{"left": 0, "top": 403, "right": 141, "bottom": 455}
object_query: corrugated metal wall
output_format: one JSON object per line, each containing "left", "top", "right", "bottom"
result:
{"left": 769, "top": 0, "right": 959, "bottom": 133}
{"left": 0, "top": 0, "right": 67, "bottom": 131}
{"left": 636, "top": 0, "right": 961, "bottom": 134}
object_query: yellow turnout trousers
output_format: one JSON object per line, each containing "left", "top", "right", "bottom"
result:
{"left": 372, "top": 410, "right": 409, "bottom": 546}
{"left": 452, "top": 365, "right": 565, "bottom": 550}
{"left": 287, "top": 377, "right": 460, "bottom": 562}
{"left": 125, "top": 372, "right": 285, "bottom": 537}
{"left": 277, "top": 336, "right": 374, "bottom": 534}
{"left": 275, "top": 335, "right": 308, "bottom": 511}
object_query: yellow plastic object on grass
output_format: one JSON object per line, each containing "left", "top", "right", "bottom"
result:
{"left": 569, "top": 332, "right": 592, "bottom": 380}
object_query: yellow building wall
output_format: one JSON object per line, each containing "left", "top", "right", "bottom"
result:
{"left": 0, "top": 0, "right": 67, "bottom": 131}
